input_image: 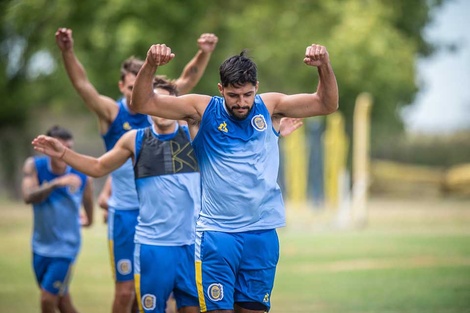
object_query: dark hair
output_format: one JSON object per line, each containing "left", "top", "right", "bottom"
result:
{"left": 219, "top": 50, "right": 257, "bottom": 88}
{"left": 46, "top": 125, "right": 73, "bottom": 140}
{"left": 120, "top": 56, "right": 144, "bottom": 82}
{"left": 153, "top": 75, "right": 179, "bottom": 96}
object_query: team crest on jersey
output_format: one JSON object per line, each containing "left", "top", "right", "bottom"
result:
{"left": 123, "top": 122, "right": 132, "bottom": 130}
{"left": 117, "top": 259, "right": 132, "bottom": 275}
{"left": 218, "top": 121, "right": 228, "bottom": 133}
{"left": 207, "top": 283, "right": 224, "bottom": 301}
{"left": 251, "top": 114, "right": 267, "bottom": 131}
{"left": 142, "top": 294, "right": 156, "bottom": 310}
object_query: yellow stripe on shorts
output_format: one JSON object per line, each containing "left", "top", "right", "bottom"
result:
{"left": 196, "top": 260, "right": 206, "bottom": 312}
{"left": 108, "top": 239, "right": 116, "bottom": 281}
{"left": 134, "top": 273, "right": 143, "bottom": 313}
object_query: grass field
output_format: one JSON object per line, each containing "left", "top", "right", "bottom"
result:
{"left": 1, "top": 196, "right": 469, "bottom": 313}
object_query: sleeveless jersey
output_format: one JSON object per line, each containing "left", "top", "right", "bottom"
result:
{"left": 191, "top": 95, "right": 285, "bottom": 232}
{"left": 102, "top": 98, "right": 150, "bottom": 210}
{"left": 133, "top": 124, "right": 201, "bottom": 246}
{"left": 32, "top": 156, "right": 87, "bottom": 259}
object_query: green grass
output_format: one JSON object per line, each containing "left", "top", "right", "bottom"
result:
{"left": 1, "top": 197, "right": 470, "bottom": 313}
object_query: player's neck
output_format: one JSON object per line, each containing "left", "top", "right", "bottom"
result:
{"left": 152, "top": 121, "right": 177, "bottom": 135}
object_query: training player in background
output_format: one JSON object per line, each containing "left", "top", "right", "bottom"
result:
{"left": 32, "top": 78, "right": 200, "bottom": 313}
{"left": 55, "top": 27, "right": 218, "bottom": 313}
{"left": 22, "top": 125, "right": 94, "bottom": 313}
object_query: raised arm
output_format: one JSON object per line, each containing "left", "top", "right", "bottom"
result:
{"left": 131, "top": 44, "right": 210, "bottom": 122}
{"left": 175, "top": 33, "right": 218, "bottom": 95}
{"left": 31, "top": 131, "right": 136, "bottom": 178}
{"left": 266, "top": 43, "right": 339, "bottom": 118}
{"left": 55, "top": 28, "right": 117, "bottom": 132}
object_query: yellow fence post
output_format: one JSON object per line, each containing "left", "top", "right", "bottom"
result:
{"left": 324, "top": 112, "right": 349, "bottom": 211}
{"left": 283, "top": 124, "right": 308, "bottom": 204}
{"left": 351, "top": 92, "right": 373, "bottom": 227}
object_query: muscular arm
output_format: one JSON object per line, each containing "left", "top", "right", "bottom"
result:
{"left": 266, "top": 44, "right": 339, "bottom": 119}
{"left": 81, "top": 177, "right": 94, "bottom": 227}
{"left": 175, "top": 33, "right": 218, "bottom": 95}
{"left": 131, "top": 44, "right": 209, "bottom": 123}
{"left": 32, "top": 131, "right": 136, "bottom": 178}
{"left": 55, "top": 28, "right": 117, "bottom": 132}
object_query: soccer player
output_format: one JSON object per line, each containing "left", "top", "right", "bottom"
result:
{"left": 32, "top": 79, "right": 201, "bottom": 313}
{"left": 55, "top": 27, "right": 218, "bottom": 313}
{"left": 22, "top": 125, "right": 94, "bottom": 313}
{"left": 130, "top": 42, "right": 339, "bottom": 313}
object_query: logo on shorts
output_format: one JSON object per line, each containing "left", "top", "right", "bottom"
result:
{"left": 142, "top": 294, "right": 156, "bottom": 310}
{"left": 207, "top": 283, "right": 224, "bottom": 301}
{"left": 53, "top": 281, "right": 62, "bottom": 289}
{"left": 251, "top": 114, "right": 267, "bottom": 131}
{"left": 117, "top": 259, "right": 132, "bottom": 275}
{"left": 263, "top": 293, "right": 270, "bottom": 303}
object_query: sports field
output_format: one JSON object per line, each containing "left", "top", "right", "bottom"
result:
{"left": 1, "top": 196, "right": 469, "bottom": 313}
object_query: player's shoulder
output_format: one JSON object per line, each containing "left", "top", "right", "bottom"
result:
{"left": 23, "top": 156, "right": 38, "bottom": 172}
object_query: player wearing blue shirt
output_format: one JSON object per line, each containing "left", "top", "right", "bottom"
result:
{"left": 131, "top": 42, "right": 339, "bottom": 313}
{"left": 55, "top": 27, "right": 218, "bottom": 313}
{"left": 32, "top": 80, "right": 201, "bottom": 313}
{"left": 22, "top": 125, "right": 94, "bottom": 313}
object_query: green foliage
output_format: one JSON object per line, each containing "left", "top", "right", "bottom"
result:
{"left": 0, "top": 0, "right": 451, "bottom": 197}
{"left": 1, "top": 0, "right": 448, "bottom": 129}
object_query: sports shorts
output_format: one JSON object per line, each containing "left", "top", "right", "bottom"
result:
{"left": 195, "top": 229, "right": 279, "bottom": 312}
{"left": 108, "top": 208, "right": 139, "bottom": 282}
{"left": 134, "top": 243, "right": 198, "bottom": 313}
{"left": 33, "top": 253, "right": 74, "bottom": 296}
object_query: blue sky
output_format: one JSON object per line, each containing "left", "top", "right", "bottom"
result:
{"left": 402, "top": 0, "right": 470, "bottom": 134}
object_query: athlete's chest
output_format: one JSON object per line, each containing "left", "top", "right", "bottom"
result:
{"left": 206, "top": 112, "right": 271, "bottom": 155}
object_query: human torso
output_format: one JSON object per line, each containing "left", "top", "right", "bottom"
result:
{"left": 32, "top": 156, "right": 87, "bottom": 258}
{"left": 191, "top": 95, "right": 285, "bottom": 232}
{"left": 133, "top": 125, "right": 201, "bottom": 245}
{"left": 102, "top": 98, "right": 151, "bottom": 210}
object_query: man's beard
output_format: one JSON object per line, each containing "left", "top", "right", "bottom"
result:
{"left": 226, "top": 104, "right": 252, "bottom": 120}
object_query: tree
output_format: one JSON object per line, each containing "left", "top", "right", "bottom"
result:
{"left": 0, "top": 0, "right": 449, "bottom": 198}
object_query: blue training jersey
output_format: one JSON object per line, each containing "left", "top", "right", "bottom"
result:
{"left": 102, "top": 98, "right": 150, "bottom": 210}
{"left": 133, "top": 124, "right": 201, "bottom": 246}
{"left": 32, "top": 156, "right": 87, "bottom": 259}
{"left": 192, "top": 95, "right": 286, "bottom": 232}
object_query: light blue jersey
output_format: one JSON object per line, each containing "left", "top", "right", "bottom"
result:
{"left": 133, "top": 124, "right": 200, "bottom": 246}
{"left": 192, "top": 95, "right": 285, "bottom": 232}
{"left": 102, "top": 98, "right": 150, "bottom": 210}
{"left": 32, "top": 156, "right": 87, "bottom": 259}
